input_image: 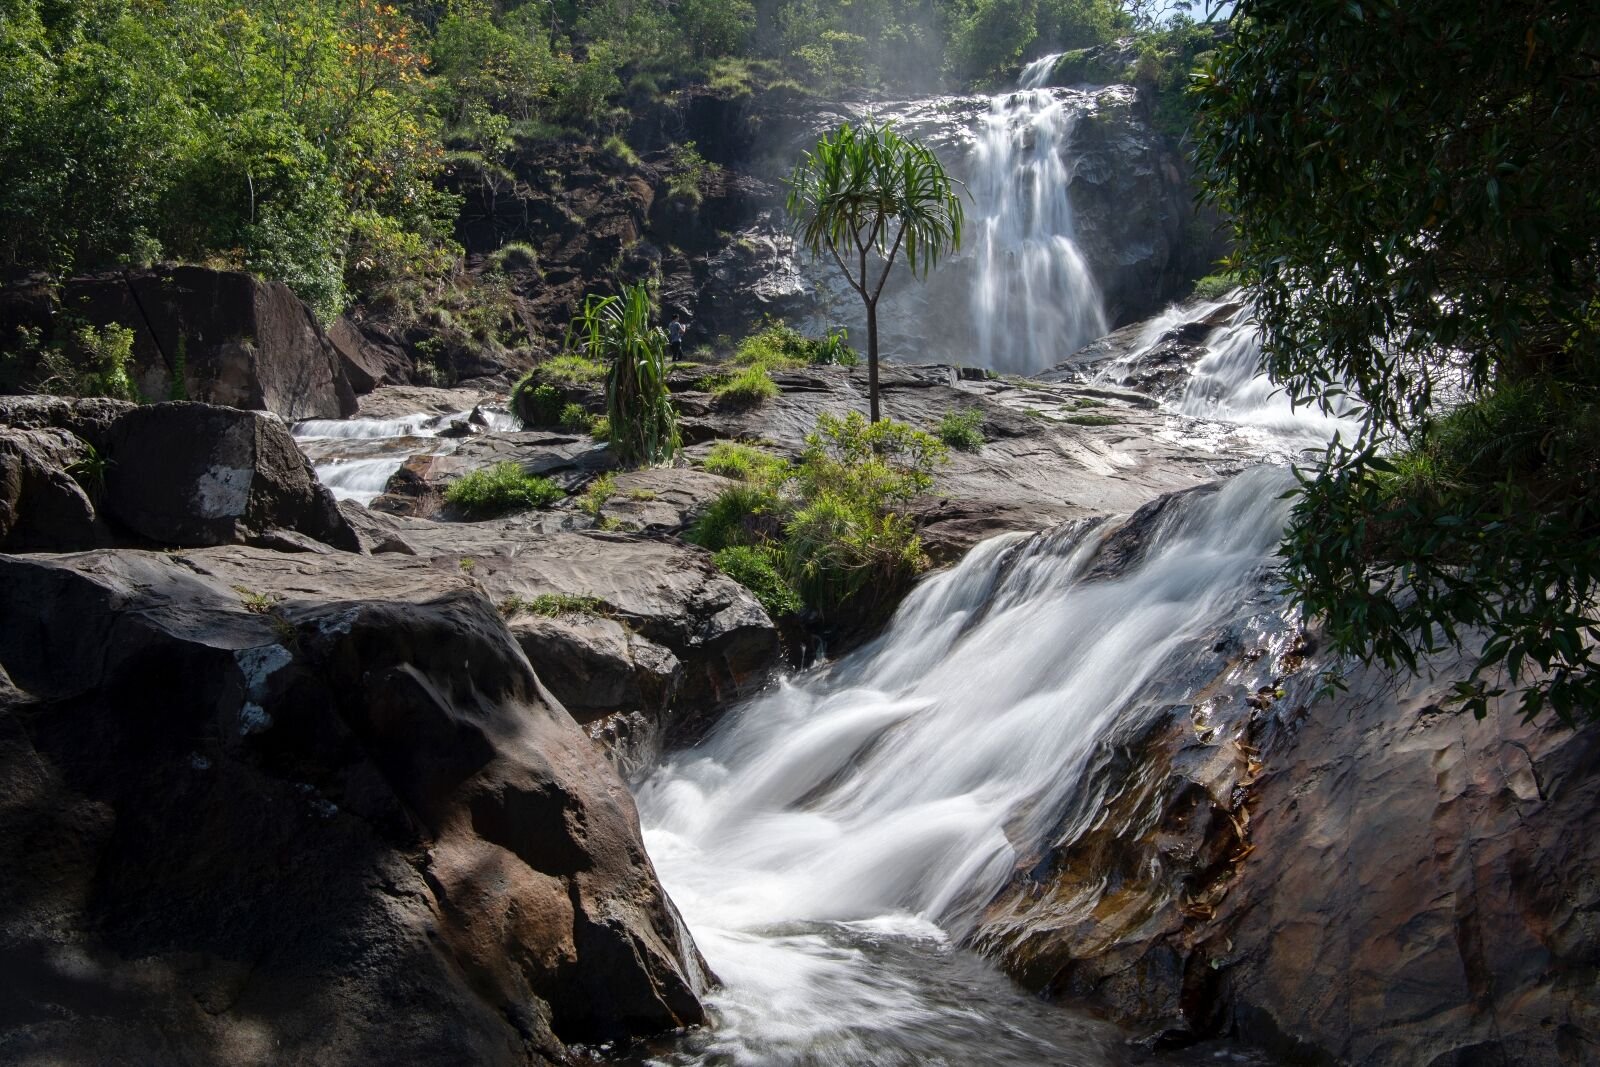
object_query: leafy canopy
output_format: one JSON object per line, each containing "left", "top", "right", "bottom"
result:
{"left": 786, "top": 120, "right": 964, "bottom": 421}
{"left": 1193, "top": 0, "right": 1600, "bottom": 723}
{"left": 786, "top": 120, "right": 965, "bottom": 297}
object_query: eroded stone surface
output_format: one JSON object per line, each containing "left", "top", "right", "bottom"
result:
{"left": 0, "top": 547, "right": 706, "bottom": 1065}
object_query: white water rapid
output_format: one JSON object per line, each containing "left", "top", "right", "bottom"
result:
{"left": 292, "top": 406, "right": 518, "bottom": 505}
{"left": 965, "top": 58, "right": 1108, "bottom": 375}
{"left": 632, "top": 286, "right": 1349, "bottom": 1062}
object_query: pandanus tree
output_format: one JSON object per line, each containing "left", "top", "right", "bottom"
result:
{"left": 786, "top": 121, "right": 965, "bottom": 423}
{"left": 567, "top": 283, "right": 680, "bottom": 466}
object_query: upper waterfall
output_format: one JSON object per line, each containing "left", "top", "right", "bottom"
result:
{"left": 966, "top": 66, "right": 1108, "bottom": 374}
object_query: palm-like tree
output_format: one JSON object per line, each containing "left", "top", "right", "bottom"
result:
{"left": 786, "top": 121, "right": 965, "bottom": 422}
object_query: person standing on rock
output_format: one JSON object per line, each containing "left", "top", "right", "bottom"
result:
{"left": 667, "top": 314, "right": 687, "bottom": 362}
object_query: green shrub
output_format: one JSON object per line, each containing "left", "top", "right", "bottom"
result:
{"left": 539, "top": 353, "right": 606, "bottom": 385}
{"left": 35, "top": 323, "right": 140, "bottom": 402}
{"left": 589, "top": 414, "right": 611, "bottom": 441}
{"left": 1191, "top": 272, "right": 1240, "bottom": 301}
{"left": 713, "top": 365, "right": 779, "bottom": 404}
{"left": 713, "top": 545, "right": 802, "bottom": 617}
{"left": 444, "top": 462, "right": 565, "bottom": 517}
{"left": 511, "top": 378, "right": 565, "bottom": 427}
{"left": 734, "top": 321, "right": 858, "bottom": 371}
{"left": 688, "top": 411, "right": 946, "bottom": 618}
{"left": 559, "top": 402, "right": 591, "bottom": 431}
{"left": 686, "top": 482, "right": 785, "bottom": 551}
{"left": 1063, "top": 413, "right": 1120, "bottom": 426}
{"left": 936, "top": 408, "right": 985, "bottom": 451}
{"left": 665, "top": 141, "right": 719, "bottom": 205}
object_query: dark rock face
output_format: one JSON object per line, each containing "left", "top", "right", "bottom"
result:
{"left": 1061, "top": 88, "right": 1230, "bottom": 327}
{"left": 971, "top": 489, "right": 1600, "bottom": 1066}
{"left": 106, "top": 403, "right": 359, "bottom": 550}
{"left": 0, "top": 397, "right": 358, "bottom": 552}
{"left": 0, "top": 547, "right": 706, "bottom": 1065}
{"left": 1214, "top": 669, "right": 1600, "bottom": 1066}
{"left": 328, "top": 316, "right": 413, "bottom": 395}
{"left": 0, "top": 426, "right": 109, "bottom": 551}
{"left": 1, "top": 266, "right": 356, "bottom": 420}
{"left": 507, "top": 612, "right": 680, "bottom": 726}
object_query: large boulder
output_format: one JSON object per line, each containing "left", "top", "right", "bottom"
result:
{"left": 3, "top": 266, "right": 357, "bottom": 420}
{"left": 402, "top": 523, "right": 781, "bottom": 732}
{"left": 0, "top": 397, "right": 358, "bottom": 553}
{"left": 0, "top": 546, "right": 706, "bottom": 1064}
{"left": 328, "top": 317, "right": 413, "bottom": 395}
{"left": 103, "top": 403, "right": 359, "bottom": 550}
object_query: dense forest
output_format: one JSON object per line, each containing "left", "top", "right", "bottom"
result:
{"left": 0, "top": 0, "right": 1204, "bottom": 324}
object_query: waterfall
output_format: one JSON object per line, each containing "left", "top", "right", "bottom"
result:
{"left": 638, "top": 469, "right": 1294, "bottom": 1064}
{"left": 632, "top": 274, "right": 1363, "bottom": 1060}
{"left": 965, "top": 70, "right": 1107, "bottom": 374}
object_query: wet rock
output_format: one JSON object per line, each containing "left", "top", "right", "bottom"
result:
{"left": 970, "top": 487, "right": 1600, "bottom": 1066}
{"left": 0, "top": 547, "right": 706, "bottom": 1065}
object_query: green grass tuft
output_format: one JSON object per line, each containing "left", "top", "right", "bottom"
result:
{"left": 713, "top": 545, "right": 802, "bottom": 617}
{"left": 702, "top": 441, "right": 790, "bottom": 482}
{"left": 499, "top": 593, "right": 605, "bottom": 618}
{"left": 713, "top": 365, "right": 779, "bottom": 404}
{"left": 444, "top": 463, "right": 565, "bottom": 517}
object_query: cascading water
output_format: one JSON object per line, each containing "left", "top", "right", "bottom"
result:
{"left": 966, "top": 58, "right": 1108, "bottom": 374}
{"left": 637, "top": 470, "right": 1296, "bottom": 1065}
{"left": 292, "top": 407, "right": 518, "bottom": 505}
{"left": 633, "top": 285, "right": 1351, "bottom": 1061}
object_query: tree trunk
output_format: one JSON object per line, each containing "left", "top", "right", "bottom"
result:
{"left": 866, "top": 299, "right": 881, "bottom": 423}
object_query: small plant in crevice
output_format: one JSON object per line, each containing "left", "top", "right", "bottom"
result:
{"left": 444, "top": 462, "right": 565, "bottom": 518}
{"left": 499, "top": 593, "right": 606, "bottom": 619}
{"left": 234, "top": 586, "right": 282, "bottom": 614}
{"left": 935, "top": 408, "right": 985, "bottom": 451}
{"left": 579, "top": 473, "right": 617, "bottom": 518}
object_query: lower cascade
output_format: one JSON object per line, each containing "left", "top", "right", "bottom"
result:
{"left": 637, "top": 465, "right": 1296, "bottom": 1065}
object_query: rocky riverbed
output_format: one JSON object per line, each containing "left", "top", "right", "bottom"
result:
{"left": 5, "top": 276, "right": 1600, "bottom": 1065}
